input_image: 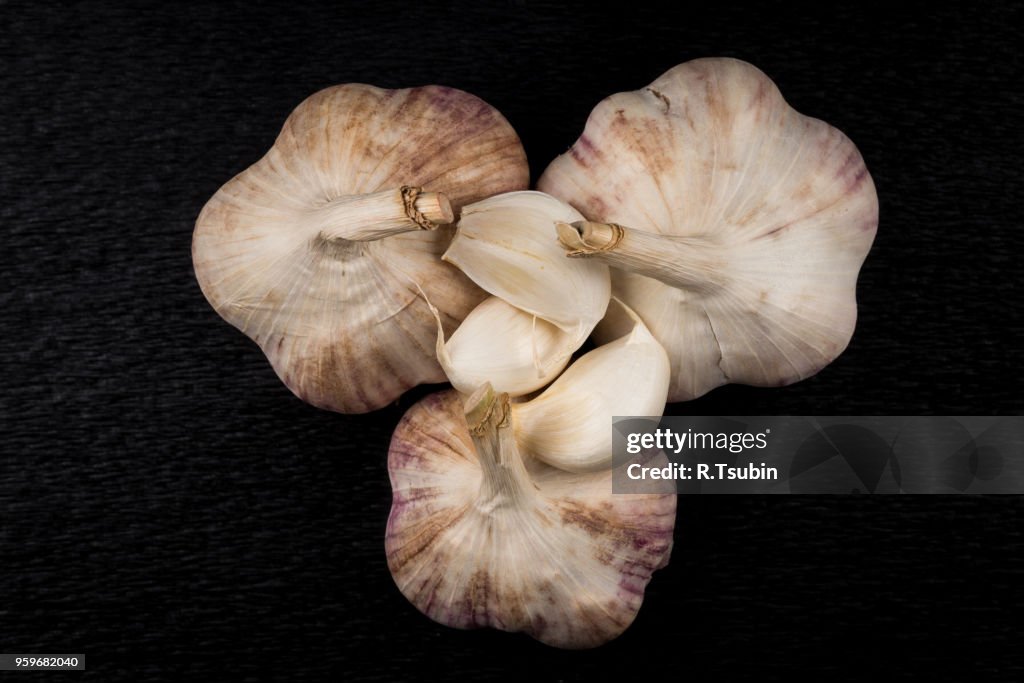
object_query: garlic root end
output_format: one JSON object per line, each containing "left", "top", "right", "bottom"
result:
{"left": 405, "top": 186, "right": 454, "bottom": 228}
{"left": 465, "top": 383, "right": 500, "bottom": 433}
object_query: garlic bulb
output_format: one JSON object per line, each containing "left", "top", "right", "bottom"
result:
{"left": 514, "top": 299, "right": 670, "bottom": 472}
{"left": 539, "top": 58, "right": 878, "bottom": 401}
{"left": 386, "top": 385, "right": 675, "bottom": 648}
{"left": 434, "top": 191, "right": 611, "bottom": 396}
{"left": 193, "top": 84, "right": 528, "bottom": 413}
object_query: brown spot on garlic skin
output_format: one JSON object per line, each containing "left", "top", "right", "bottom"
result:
{"left": 792, "top": 183, "right": 813, "bottom": 201}
{"left": 387, "top": 503, "right": 471, "bottom": 573}
{"left": 466, "top": 569, "right": 491, "bottom": 626}
{"left": 537, "top": 579, "right": 558, "bottom": 606}
{"left": 579, "top": 193, "right": 609, "bottom": 218}
{"left": 758, "top": 223, "right": 789, "bottom": 240}
{"left": 646, "top": 87, "right": 671, "bottom": 112}
{"left": 751, "top": 78, "right": 772, "bottom": 109}
{"left": 557, "top": 499, "right": 611, "bottom": 536}
{"left": 605, "top": 112, "right": 676, "bottom": 180}
{"left": 555, "top": 498, "right": 670, "bottom": 572}
{"left": 311, "top": 233, "right": 364, "bottom": 259}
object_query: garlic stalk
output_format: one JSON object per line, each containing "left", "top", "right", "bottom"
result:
{"left": 539, "top": 58, "right": 878, "bottom": 401}
{"left": 514, "top": 299, "right": 670, "bottom": 472}
{"left": 386, "top": 385, "right": 676, "bottom": 649}
{"left": 433, "top": 191, "right": 611, "bottom": 396}
{"left": 193, "top": 84, "right": 528, "bottom": 413}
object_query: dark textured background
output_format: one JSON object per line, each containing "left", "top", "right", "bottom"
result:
{"left": 2, "top": 1, "right": 1022, "bottom": 680}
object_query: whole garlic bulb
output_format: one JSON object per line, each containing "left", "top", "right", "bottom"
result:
{"left": 193, "top": 84, "right": 528, "bottom": 413}
{"left": 386, "top": 385, "right": 676, "bottom": 649}
{"left": 539, "top": 58, "right": 878, "bottom": 401}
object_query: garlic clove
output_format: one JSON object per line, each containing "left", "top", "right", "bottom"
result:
{"left": 433, "top": 296, "right": 574, "bottom": 396}
{"left": 444, "top": 191, "right": 611, "bottom": 345}
{"left": 386, "top": 386, "right": 676, "bottom": 649}
{"left": 431, "top": 190, "right": 613, "bottom": 398}
{"left": 194, "top": 84, "right": 528, "bottom": 413}
{"left": 539, "top": 58, "right": 878, "bottom": 401}
{"left": 514, "top": 299, "right": 670, "bottom": 472}
{"left": 600, "top": 274, "right": 728, "bottom": 405}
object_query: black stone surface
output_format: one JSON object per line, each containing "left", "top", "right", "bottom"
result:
{"left": 1, "top": 1, "right": 1022, "bottom": 680}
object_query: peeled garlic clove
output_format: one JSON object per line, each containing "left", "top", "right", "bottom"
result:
{"left": 514, "top": 299, "right": 670, "bottom": 472}
{"left": 539, "top": 58, "right": 878, "bottom": 401}
{"left": 444, "top": 191, "right": 611, "bottom": 345}
{"left": 434, "top": 296, "right": 574, "bottom": 396}
{"left": 193, "top": 84, "right": 528, "bottom": 413}
{"left": 386, "top": 386, "right": 675, "bottom": 649}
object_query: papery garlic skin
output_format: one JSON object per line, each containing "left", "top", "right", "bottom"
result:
{"left": 539, "top": 58, "right": 878, "bottom": 401}
{"left": 193, "top": 84, "right": 528, "bottom": 413}
{"left": 386, "top": 387, "right": 675, "bottom": 649}
{"left": 434, "top": 191, "right": 611, "bottom": 397}
{"left": 514, "top": 299, "right": 670, "bottom": 473}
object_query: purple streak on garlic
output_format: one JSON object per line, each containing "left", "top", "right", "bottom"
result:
{"left": 386, "top": 386, "right": 675, "bottom": 649}
{"left": 193, "top": 84, "right": 528, "bottom": 413}
{"left": 539, "top": 58, "right": 878, "bottom": 401}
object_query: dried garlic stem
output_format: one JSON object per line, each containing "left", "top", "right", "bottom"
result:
{"left": 464, "top": 384, "right": 535, "bottom": 507}
{"left": 556, "top": 220, "right": 725, "bottom": 292}
{"left": 315, "top": 186, "right": 453, "bottom": 242}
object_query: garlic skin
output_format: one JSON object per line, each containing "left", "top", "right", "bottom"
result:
{"left": 386, "top": 386, "right": 675, "bottom": 649}
{"left": 514, "top": 299, "right": 670, "bottom": 473}
{"left": 539, "top": 58, "right": 878, "bottom": 401}
{"left": 434, "top": 191, "right": 611, "bottom": 397}
{"left": 193, "top": 84, "right": 528, "bottom": 413}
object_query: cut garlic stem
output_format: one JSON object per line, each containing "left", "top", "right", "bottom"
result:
{"left": 465, "top": 384, "right": 536, "bottom": 506}
{"left": 556, "top": 220, "right": 724, "bottom": 292}
{"left": 313, "top": 186, "right": 453, "bottom": 242}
